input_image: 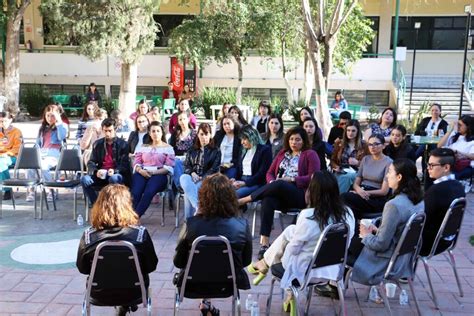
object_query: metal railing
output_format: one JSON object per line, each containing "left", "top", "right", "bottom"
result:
{"left": 394, "top": 61, "right": 407, "bottom": 110}
{"left": 466, "top": 59, "right": 474, "bottom": 100}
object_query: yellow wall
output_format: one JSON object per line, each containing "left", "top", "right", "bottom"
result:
{"left": 157, "top": 0, "right": 200, "bottom": 14}
{"left": 361, "top": 0, "right": 474, "bottom": 16}
{"left": 23, "top": 0, "right": 44, "bottom": 50}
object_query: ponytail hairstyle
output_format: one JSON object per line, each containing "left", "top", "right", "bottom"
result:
{"left": 390, "top": 158, "right": 423, "bottom": 205}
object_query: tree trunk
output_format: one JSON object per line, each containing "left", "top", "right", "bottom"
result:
{"left": 3, "top": 1, "right": 31, "bottom": 114}
{"left": 307, "top": 41, "right": 332, "bottom": 139}
{"left": 281, "top": 42, "right": 294, "bottom": 106}
{"left": 302, "top": 48, "right": 313, "bottom": 105}
{"left": 235, "top": 55, "right": 243, "bottom": 104}
{"left": 119, "top": 62, "right": 137, "bottom": 118}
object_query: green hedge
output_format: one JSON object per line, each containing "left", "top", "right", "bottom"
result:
{"left": 20, "top": 85, "right": 52, "bottom": 117}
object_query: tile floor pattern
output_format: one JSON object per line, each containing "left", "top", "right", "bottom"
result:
{"left": 0, "top": 190, "right": 473, "bottom": 316}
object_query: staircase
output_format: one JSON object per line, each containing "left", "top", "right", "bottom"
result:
{"left": 405, "top": 87, "right": 473, "bottom": 121}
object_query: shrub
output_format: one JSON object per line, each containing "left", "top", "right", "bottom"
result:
{"left": 195, "top": 86, "right": 237, "bottom": 119}
{"left": 20, "top": 85, "right": 52, "bottom": 117}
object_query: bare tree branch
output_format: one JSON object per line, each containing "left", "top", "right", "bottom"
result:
{"left": 301, "top": 0, "right": 319, "bottom": 43}
{"left": 331, "top": 0, "right": 358, "bottom": 36}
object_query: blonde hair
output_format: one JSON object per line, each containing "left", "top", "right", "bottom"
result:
{"left": 90, "top": 184, "right": 139, "bottom": 229}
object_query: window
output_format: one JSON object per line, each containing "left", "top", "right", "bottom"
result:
{"left": 153, "top": 15, "right": 193, "bottom": 47}
{"left": 391, "top": 16, "right": 474, "bottom": 50}
{"left": 363, "top": 17, "right": 380, "bottom": 57}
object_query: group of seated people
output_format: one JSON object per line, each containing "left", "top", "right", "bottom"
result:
{"left": 0, "top": 99, "right": 471, "bottom": 314}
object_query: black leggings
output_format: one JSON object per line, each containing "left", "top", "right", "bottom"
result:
{"left": 251, "top": 180, "right": 306, "bottom": 238}
{"left": 341, "top": 190, "right": 387, "bottom": 220}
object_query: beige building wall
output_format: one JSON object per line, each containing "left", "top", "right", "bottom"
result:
{"left": 23, "top": 0, "right": 44, "bottom": 50}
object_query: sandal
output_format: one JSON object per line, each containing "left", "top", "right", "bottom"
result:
{"left": 200, "top": 299, "right": 220, "bottom": 316}
{"left": 282, "top": 293, "right": 296, "bottom": 316}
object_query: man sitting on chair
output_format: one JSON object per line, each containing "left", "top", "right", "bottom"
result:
{"left": 81, "top": 118, "right": 131, "bottom": 205}
{"left": 420, "top": 148, "right": 465, "bottom": 256}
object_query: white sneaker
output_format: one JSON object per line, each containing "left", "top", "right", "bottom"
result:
{"left": 47, "top": 191, "right": 54, "bottom": 202}
{"left": 26, "top": 191, "right": 35, "bottom": 202}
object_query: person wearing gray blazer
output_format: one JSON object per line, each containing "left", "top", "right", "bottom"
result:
{"left": 350, "top": 159, "right": 424, "bottom": 286}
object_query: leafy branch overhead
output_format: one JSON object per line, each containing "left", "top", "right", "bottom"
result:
{"left": 40, "top": 0, "right": 158, "bottom": 64}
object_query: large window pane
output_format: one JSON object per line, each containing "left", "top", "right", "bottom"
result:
{"left": 432, "top": 30, "right": 465, "bottom": 49}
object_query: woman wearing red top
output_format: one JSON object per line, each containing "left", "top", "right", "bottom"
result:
{"left": 239, "top": 126, "right": 320, "bottom": 258}
{"left": 168, "top": 99, "right": 197, "bottom": 133}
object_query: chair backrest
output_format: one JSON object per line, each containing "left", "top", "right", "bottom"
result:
{"left": 179, "top": 235, "right": 238, "bottom": 299}
{"left": 162, "top": 98, "right": 176, "bottom": 110}
{"left": 85, "top": 240, "right": 147, "bottom": 307}
{"left": 384, "top": 212, "right": 426, "bottom": 279}
{"left": 13, "top": 145, "right": 42, "bottom": 178}
{"left": 303, "top": 222, "right": 350, "bottom": 288}
{"left": 427, "top": 197, "right": 466, "bottom": 258}
{"left": 54, "top": 148, "right": 83, "bottom": 179}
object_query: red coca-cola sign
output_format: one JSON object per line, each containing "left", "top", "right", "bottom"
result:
{"left": 170, "top": 57, "right": 184, "bottom": 95}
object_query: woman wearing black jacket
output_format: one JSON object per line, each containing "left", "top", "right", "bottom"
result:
{"left": 127, "top": 114, "right": 151, "bottom": 154}
{"left": 384, "top": 125, "right": 416, "bottom": 161}
{"left": 180, "top": 123, "right": 221, "bottom": 219}
{"left": 76, "top": 184, "right": 158, "bottom": 315}
{"left": 174, "top": 173, "right": 252, "bottom": 316}
{"left": 213, "top": 115, "right": 242, "bottom": 179}
{"left": 414, "top": 103, "right": 448, "bottom": 136}
{"left": 232, "top": 125, "right": 272, "bottom": 198}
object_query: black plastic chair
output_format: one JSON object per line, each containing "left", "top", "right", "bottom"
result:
{"left": 346, "top": 212, "right": 426, "bottom": 316}
{"left": 174, "top": 235, "right": 241, "bottom": 316}
{"left": 81, "top": 240, "right": 151, "bottom": 316}
{"left": 41, "top": 148, "right": 84, "bottom": 220}
{"left": 1, "top": 144, "right": 48, "bottom": 219}
{"left": 266, "top": 222, "right": 350, "bottom": 316}
{"left": 420, "top": 197, "right": 466, "bottom": 310}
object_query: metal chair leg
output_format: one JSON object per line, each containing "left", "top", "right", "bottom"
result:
{"left": 421, "top": 258, "right": 439, "bottom": 309}
{"left": 408, "top": 278, "right": 421, "bottom": 316}
{"left": 11, "top": 189, "right": 16, "bottom": 210}
{"left": 35, "top": 189, "right": 39, "bottom": 219}
{"left": 236, "top": 295, "right": 241, "bottom": 316}
{"left": 279, "top": 213, "right": 285, "bottom": 231}
{"left": 161, "top": 192, "right": 166, "bottom": 227}
{"left": 73, "top": 188, "right": 78, "bottom": 220}
{"left": 52, "top": 189, "right": 57, "bottom": 211}
{"left": 448, "top": 250, "right": 464, "bottom": 297}
{"left": 378, "top": 282, "right": 392, "bottom": 315}
{"left": 266, "top": 277, "right": 276, "bottom": 316}
{"left": 252, "top": 206, "right": 257, "bottom": 239}
{"left": 289, "top": 286, "right": 300, "bottom": 316}
{"left": 173, "top": 290, "right": 180, "bottom": 316}
{"left": 337, "top": 280, "right": 347, "bottom": 316}
{"left": 304, "top": 286, "right": 313, "bottom": 316}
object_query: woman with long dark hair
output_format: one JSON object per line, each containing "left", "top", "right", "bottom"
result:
{"left": 127, "top": 114, "right": 150, "bottom": 154}
{"left": 349, "top": 159, "right": 423, "bottom": 287}
{"left": 263, "top": 113, "right": 285, "bottom": 159}
{"left": 330, "top": 119, "right": 368, "bottom": 193}
{"left": 437, "top": 114, "right": 474, "bottom": 180}
{"left": 303, "top": 117, "right": 327, "bottom": 170}
{"left": 26, "top": 105, "right": 68, "bottom": 202}
{"left": 247, "top": 171, "right": 355, "bottom": 314}
{"left": 213, "top": 115, "right": 242, "bottom": 179}
{"left": 250, "top": 100, "right": 272, "bottom": 134}
{"left": 239, "top": 126, "right": 320, "bottom": 258}
{"left": 383, "top": 124, "right": 415, "bottom": 161}
{"left": 77, "top": 102, "right": 99, "bottom": 141}
{"left": 364, "top": 107, "right": 397, "bottom": 142}
{"left": 168, "top": 99, "right": 197, "bottom": 133}
{"left": 174, "top": 173, "right": 252, "bottom": 316}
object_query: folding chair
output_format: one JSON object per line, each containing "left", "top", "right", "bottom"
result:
{"left": 346, "top": 212, "right": 426, "bottom": 316}
{"left": 160, "top": 174, "right": 179, "bottom": 227}
{"left": 1, "top": 144, "right": 48, "bottom": 219}
{"left": 41, "top": 148, "right": 84, "bottom": 220}
{"left": 266, "top": 222, "right": 350, "bottom": 316}
{"left": 162, "top": 98, "right": 176, "bottom": 123}
{"left": 174, "top": 235, "right": 241, "bottom": 316}
{"left": 420, "top": 197, "right": 466, "bottom": 310}
{"left": 82, "top": 240, "right": 152, "bottom": 316}
{"left": 275, "top": 208, "right": 301, "bottom": 231}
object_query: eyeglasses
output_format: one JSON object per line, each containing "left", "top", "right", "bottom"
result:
{"left": 137, "top": 120, "right": 147, "bottom": 124}
{"left": 367, "top": 142, "right": 382, "bottom": 147}
{"left": 427, "top": 163, "right": 444, "bottom": 169}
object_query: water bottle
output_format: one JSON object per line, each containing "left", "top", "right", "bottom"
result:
{"left": 369, "top": 285, "right": 382, "bottom": 304}
{"left": 250, "top": 301, "right": 260, "bottom": 316}
{"left": 77, "top": 214, "right": 84, "bottom": 226}
{"left": 399, "top": 289, "right": 409, "bottom": 306}
{"left": 245, "top": 294, "right": 253, "bottom": 310}
{"left": 438, "top": 129, "right": 445, "bottom": 138}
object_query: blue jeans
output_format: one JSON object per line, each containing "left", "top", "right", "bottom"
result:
{"left": 180, "top": 174, "right": 202, "bottom": 219}
{"left": 173, "top": 159, "right": 184, "bottom": 189}
{"left": 235, "top": 176, "right": 261, "bottom": 198}
{"left": 0, "top": 156, "right": 15, "bottom": 192}
{"left": 131, "top": 173, "right": 168, "bottom": 216}
{"left": 81, "top": 173, "right": 123, "bottom": 205}
{"left": 223, "top": 166, "right": 237, "bottom": 179}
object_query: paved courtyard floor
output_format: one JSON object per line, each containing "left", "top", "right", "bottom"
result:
{"left": 0, "top": 188, "right": 472, "bottom": 316}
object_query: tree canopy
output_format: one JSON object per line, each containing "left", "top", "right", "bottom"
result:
{"left": 40, "top": 0, "right": 158, "bottom": 64}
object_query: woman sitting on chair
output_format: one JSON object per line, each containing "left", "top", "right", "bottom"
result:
{"left": 27, "top": 105, "right": 68, "bottom": 202}
{"left": 238, "top": 126, "right": 320, "bottom": 259}
{"left": 330, "top": 119, "right": 367, "bottom": 193}
{"left": 247, "top": 171, "right": 355, "bottom": 314}
{"left": 0, "top": 111, "right": 22, "bottom": 201}
{"left": 349, "top": 159, "right": 423, "bottom": 287}
{"left": 263, "top": 114, "right": 285, "bottom": 159}
{"left": 303, "top": 117, "right": 327, "bottom": 170}
{"left": 228, "top": 105, "right": 248, "bottom": 127}
{"left": 213, "top": 115, "right": 242, "bottom": 179}
{"left": 168, "top": 99, "right": 197, "bottom": 133}
{"left": 131, "top": 122, "right": 175, "bottom": 217}
{"left": 127, "top": 114, "right": 150, "bottom": 155}
{"left": 174, "top": 173, "right": 252, "bottom": 316}
{"left": 76, "top": 184, "right": 158, "bottom": 316}
{"left": 76, "top": 102, "right": 99, "bottom": 141}
{"left": 383, "top": 125, "right": 415, "bottom": 161}
{"left": 231, "top": 125, "right": 272, "bottom": 198}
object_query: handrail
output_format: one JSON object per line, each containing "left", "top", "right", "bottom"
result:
{"left": 466, "top": 59, "right": 474, "bottom": 100}
{"left": 394, "top": 61, "right": 407, "bottom": 110}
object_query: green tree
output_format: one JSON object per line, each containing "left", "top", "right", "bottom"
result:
{"left": 302, "top": 0, "right": 374, "bottom": 137}
{"left": 0, "top": 0, "right": 32, "bottom": 114}
{"left": 40, "top": 0, "right": 158, "bottom": 116}
{"left": 169, "top": 0, "right": 273, "bottom": 104}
